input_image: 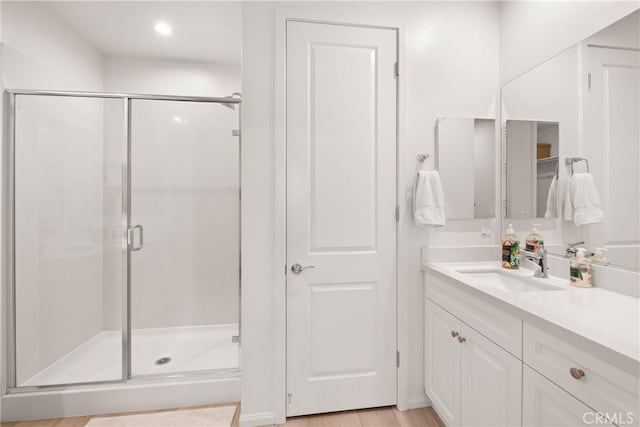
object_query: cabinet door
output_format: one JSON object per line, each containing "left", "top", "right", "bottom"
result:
{"left": 425, "top": 300, "right": 461, "bottom": 426}
{"left": 523, "top": 366, "right": 613, "bottom": 427}
{"left": 460, "top": 324, "right": 522, "bottom": 427}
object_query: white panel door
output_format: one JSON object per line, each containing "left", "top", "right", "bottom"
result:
{"left": 425, "top": 300, "right": 461, "bottom": 426}
{"left": 523, "top": 366, "right": 611, "bottom": 427}
{"left": 286, "top": 21, "right": 397, "bottom": 417}
{"left": 583, "top": 47, "right": 640, "bottom": 269}
{"left": 460, "top": 324, "right": 522, "bottom": 427}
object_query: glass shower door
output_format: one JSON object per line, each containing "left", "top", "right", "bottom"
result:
{"left": 129, "top": 99, "right": 240, "bottom": 377}
{"left": 13, "top": 94, "right": 126, "bottom": 387}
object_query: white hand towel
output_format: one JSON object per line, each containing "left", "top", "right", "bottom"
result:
{"left": 563, "top": 172, "right": 604, "bottom": 226}
{"left": 414, "top": 170, "right": 446, "bottom": 227}
{"left": 544, "top": 175, "right": 558, "bottom": 218}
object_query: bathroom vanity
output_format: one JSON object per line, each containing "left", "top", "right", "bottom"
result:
{"left": 423, "top": 263, "right": 639, "bottom": 427}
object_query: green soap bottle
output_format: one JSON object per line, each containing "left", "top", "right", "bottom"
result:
{"left": 502, "top": 224, "right": 520, "bottom": 269}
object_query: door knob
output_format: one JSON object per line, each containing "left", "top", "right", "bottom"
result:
{"left": 291, "top": 263, "right": 315, "bottom": 274}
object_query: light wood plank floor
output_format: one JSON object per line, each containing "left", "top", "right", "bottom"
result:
{"left": 0, "top": 404, "right": 444, "bottom": 427}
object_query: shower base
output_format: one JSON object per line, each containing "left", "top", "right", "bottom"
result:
{"left": 20, "top": 323, "right": 239, "bottom": 387}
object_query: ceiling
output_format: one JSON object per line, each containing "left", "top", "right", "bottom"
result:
{"left": 45, "top": 1, "right": 242, "bottom": 64}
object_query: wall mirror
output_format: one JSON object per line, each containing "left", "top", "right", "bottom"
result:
{"left": 505, "top": 120, "right": 559, "bottom": 219}
{"left": 501, "top": 10, "right": 639, "bottom": 272}
{"left": 435, "top": 117, "right": 496, "bottom": 220}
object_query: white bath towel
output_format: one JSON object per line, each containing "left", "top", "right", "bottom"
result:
{"left": 544, "top": 175, "right": 558, "bottom": 218}
{"left": 563, "top": 172, "right": 604, "bottom": 226}
{"left": 414, "top": 170, "right": 446, "bottom": 227}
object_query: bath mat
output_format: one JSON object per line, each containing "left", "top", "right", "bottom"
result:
{"left": 85, "top": 406, "right": 236, "bottom": 427}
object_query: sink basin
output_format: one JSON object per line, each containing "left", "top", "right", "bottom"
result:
{"left": 454, "top": 269, "right": 565, "bottom": 294}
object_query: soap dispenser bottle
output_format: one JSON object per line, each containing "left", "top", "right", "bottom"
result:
{"left": 526, "top": 224, "right": 544, "bottom": 252}
{"left": 502, "top": 224, "right": 520, "bottom": 270}
{"left": 570, "top": 248, "right": 593, "bottom": 287}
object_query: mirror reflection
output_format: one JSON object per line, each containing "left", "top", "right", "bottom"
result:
{"left": 501, "top": 10, "right": 639, "bottom": 271}
{"left": 505, "top": 120, "right": 559, "bottom": 219}
{"left": 435, "top": 117, "right": 495, "bottom": 220}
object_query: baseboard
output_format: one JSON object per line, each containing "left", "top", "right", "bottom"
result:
{"left": 406, "top": 394, "right": 430, "bottom": 410}
{"left": 239, "top": 411, "right": 276, "bottom": 427}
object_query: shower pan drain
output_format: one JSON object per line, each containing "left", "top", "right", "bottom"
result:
{"left": 155, "top": 356, "right": 172, "bottom": 366}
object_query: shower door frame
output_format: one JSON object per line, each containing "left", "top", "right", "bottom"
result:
{"left": 3, "top": 89, "right": 242, "bottom": 393}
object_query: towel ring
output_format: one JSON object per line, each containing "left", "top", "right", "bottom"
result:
{"left": 565, "top": 157, "right": 590, "bottom": 174}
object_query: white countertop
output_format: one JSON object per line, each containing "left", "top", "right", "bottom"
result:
{"left": 424, "top": 262, "right": 640, "bottom": 366}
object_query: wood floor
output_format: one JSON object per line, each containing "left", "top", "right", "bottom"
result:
{"left": 0, "top": 404, "right": 444, "bottom": 427}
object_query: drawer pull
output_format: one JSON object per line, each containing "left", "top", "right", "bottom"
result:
{"left": 570, "top": 367, "right": 585, "bottom": 380}
{"left": 457, "top": 336, "right": 466, "bottom": 343}
{"left": 451, "top": 331, "right": 459, "bottom": 338}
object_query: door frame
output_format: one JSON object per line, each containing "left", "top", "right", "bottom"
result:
{"left": 273, "top": 9, "right": 411, "bottom": 424}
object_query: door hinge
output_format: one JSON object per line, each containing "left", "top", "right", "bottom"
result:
{"left": 395, "top": 206, "right": 400, "bottom": 222}
{"left": 394, "top": 62, "right": 399, "bottom": 78}
{"left": 396, "top": 350, "right": 400, "bottom": 367}
{"left": 287, "top": 392, "right": 292, "bottom": 406}
{"left": 588, "top": 72, "right": 592, "bottom": 91}
{"left": 285, "top": 264, "right": 287, "bottom": 275}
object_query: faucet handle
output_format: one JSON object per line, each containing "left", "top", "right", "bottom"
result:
{"left": 566, "top": 241, "right": 584, "bottom": 257}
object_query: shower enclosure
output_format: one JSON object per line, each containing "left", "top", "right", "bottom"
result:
{"left": 4, "top": 90, "right": 241, "bottom": 391}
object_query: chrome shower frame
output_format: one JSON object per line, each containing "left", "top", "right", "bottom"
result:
{"left": 2, "top": 89, "right": 242, "bottom": 394}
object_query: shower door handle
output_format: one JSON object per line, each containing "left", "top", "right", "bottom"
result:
{"left": 128, "top": 225, "right": 144, "bottom": 251}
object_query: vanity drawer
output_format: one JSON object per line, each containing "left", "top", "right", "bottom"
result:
{"left": 523, "top": 365, "right": 610, "bottom": 426}
{"left": 424, "top": 272, "right": 522, "bottom": 358}
{"left": 523, "top": 322, "right": 639, "bottom": 426}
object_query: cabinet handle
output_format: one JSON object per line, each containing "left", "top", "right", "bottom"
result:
{"left": 570, "top": 368, "right": 585, "bottom": 380}
{"left": 457, "top": 336, "right": 466, "bottom": 343}
{"left": 451, "top": 331, "right": 459, "bottom": 338}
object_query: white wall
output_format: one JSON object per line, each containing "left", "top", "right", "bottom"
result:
{"left": 500, "top": 1, "right": 639, "bottom": 83}
{"left": 240, "top": 2, "right": 500, "bottom": 423}
{"left": 103, "top": 56, "right": 240, "bottom": 98}
{"left": 2, "top": 2, "right": 103, "bottom": 91}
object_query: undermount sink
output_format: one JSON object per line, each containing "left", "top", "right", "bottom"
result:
{"left": 454, "top": 269, "right": 565, "bottom": 294}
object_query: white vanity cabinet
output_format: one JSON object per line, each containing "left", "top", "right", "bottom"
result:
{"left": 523, "top": 323, "right": 639, "bottom": 425}
{"left": 425, "top": 301, "right": 461, "bottom": 425}
{"left": 522, "top": 365, "right": 612, "bottom": 426}
{"left": 425, "top": 299, "right": 522, "bottom": 426}
{"left": 424, "top": 269, "right": 639, "bottom": 427}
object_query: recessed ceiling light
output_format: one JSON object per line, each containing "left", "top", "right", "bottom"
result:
{"left": 155, "top": 21, "right": 172, "bottom": 36}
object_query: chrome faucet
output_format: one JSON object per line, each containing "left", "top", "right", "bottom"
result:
{"left": 520, "top": 247, "right": 549, "bottom": 278}
{"left": 565, "top": 241, "right": 585, "bottom": 258}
